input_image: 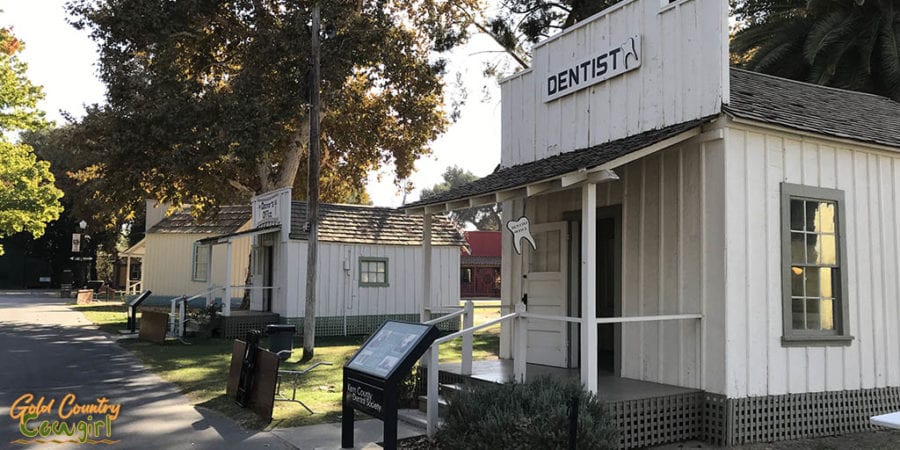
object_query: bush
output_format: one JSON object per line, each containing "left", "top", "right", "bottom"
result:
{"left": 435, "top": 376, "right": 618, "bottom": 450}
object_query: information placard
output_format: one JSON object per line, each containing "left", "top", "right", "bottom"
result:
{"left": 342, "top": 320, "right": 440, "bottom": 450}
{"left": 345, "top": 321, "right": 432, "bottom": 379}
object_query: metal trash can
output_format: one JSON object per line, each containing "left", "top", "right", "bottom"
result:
{"left": 266, "top": 324, "right": 296, "bottom": 360}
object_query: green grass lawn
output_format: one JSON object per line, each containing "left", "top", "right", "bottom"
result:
{"left": 72, "top": 301, "right": 501, "bottom": 429}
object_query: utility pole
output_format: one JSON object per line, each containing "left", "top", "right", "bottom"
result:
{"left": 302, "top": 2, "right": 321, "bottom": 362}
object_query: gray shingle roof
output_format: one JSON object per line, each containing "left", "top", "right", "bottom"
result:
{"left": 147, "top": 205, "right": 251, "bottom": 234}
{"left": 726, "top": 68, "right": 900, "bottom": 148}
{"left": 290, "top": 201, "right": 465, "bottom": 246}
{"left": 403, "top": 116, "right": 714, "bottom": 208}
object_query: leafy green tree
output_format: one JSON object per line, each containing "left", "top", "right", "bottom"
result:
{"left": 66, "top": 0, "right": 480, "bottom": 212}
{"left": 421, "top": 165, "right": 501, "bottom": 230}
{"left": 731, "top": 0, "right": 900, "bottom": 100}
{"left": 0, "top": 29, "right": 62, "bottom": 255}
{"left": 0, "top": 141, "right": 64, "bottom": 255}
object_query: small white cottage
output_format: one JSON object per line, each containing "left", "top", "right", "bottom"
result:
{"left": 201, "top": 188, "right": 465, "bottom": 337}
{"left": 404, "top": 0, "right": 900, "bottom": 447}
{"left": 122, "top": 200, "right": 252, "bottom": 306}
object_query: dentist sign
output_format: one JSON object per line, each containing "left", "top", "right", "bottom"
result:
{"left": 544, "top": 35, "right": 641, "bottom": 102}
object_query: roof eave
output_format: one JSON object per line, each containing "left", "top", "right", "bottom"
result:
{"left": 403, "top": 122, "right": 714, "bottom": 215}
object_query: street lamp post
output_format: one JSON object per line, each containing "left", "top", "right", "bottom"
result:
{"left": 77, "top": 220, "right": 88, "bottom": 287}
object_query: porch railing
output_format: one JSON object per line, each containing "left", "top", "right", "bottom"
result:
{"left": 423, "top": 304, "right": 702, "bottom": 437}
{"left": 169, "top": 286, "right": 223, "bottom": 337}
{"left": 126, "top": 280, "right": 142, "bottom": 295}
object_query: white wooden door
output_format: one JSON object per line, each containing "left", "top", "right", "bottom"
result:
{"left": 524, "top": 222, "right": 568, "bottom": 367}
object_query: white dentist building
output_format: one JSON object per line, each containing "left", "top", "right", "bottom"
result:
{"left": 404, "top": 0, "right": 900, "bottom": 446}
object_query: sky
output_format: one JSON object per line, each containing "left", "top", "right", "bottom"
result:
{"left": 3, "top": 1, "right": 505, "bottom": 208}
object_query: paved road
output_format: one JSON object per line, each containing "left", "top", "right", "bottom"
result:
{"left": 0, "top": 291, "right": 295, "bottom": 449}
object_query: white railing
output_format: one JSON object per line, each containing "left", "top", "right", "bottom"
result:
{"left": 423, "top": 304, "right": 702, "bottom": 437}
{"left": 169, "top": 286, "right": 224, "bottom": 337}
{"left": 126, "top": 280, "right": 142, "bottom": 295}
{"left": 425, "top": 303, "right": 526, "bottom": 438}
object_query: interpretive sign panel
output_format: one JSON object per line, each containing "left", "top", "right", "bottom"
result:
{"left": 342, "top": 320, "right": 439, "bottom": 450}
{"left": 345, "top": 321, "right": 433, "bottom": 379}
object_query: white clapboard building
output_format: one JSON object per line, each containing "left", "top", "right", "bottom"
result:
{"left": 404, "top": 0, "right": 900, "bottom": 447}
{"left": 201, "top": 188, "right": 465, "bottom": 338}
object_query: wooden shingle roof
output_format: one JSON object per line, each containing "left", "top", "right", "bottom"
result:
{"left": 147, "top": 205, "right": 251, "bottom": 234}
{"left": 726, "top": 68, "right": 900, "bottom": 148}
{"left": 290, "top": 201, "right": 465, "bottom": 246}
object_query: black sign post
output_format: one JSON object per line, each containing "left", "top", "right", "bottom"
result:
{"left": 342, "top": 321, "right": 440, "bottom": 450}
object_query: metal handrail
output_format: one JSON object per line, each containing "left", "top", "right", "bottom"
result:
{"left": 426, "top": 304, "right": 525, "bottom": 438}
{"left": 433, "top": 312, "right": 519, "bottom": 346}
{"left": 424, "top": 307, "right": 466, "bottom": 325}
{"left": 424, "top": 306, "right": 704, "bottom": 438}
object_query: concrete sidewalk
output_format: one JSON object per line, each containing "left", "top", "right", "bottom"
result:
{"left": 273, "top": 419, "right": 424, "bottom": 450}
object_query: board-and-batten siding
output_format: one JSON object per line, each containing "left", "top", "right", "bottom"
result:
{"left": 500, "top": 0, "right": 728, "bottom": 167}
{"left": 500, "top": 133, "right": 728, "bottom": 393}
{"left": 724, "top": 123, "right": 900, "bottom": 398}
{"left": 277, "top": 241, "right": 459, "bottom": 320}
{"left": 143, "top": 233, "right": 250, "bottom": 298}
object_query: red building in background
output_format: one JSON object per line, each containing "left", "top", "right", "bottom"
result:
{"left": 460, "top": 231, "right": 501, "bottom": 299}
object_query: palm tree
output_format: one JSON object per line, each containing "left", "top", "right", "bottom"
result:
{"left": 731, "top": 0, "right": 900, "bottom": 101}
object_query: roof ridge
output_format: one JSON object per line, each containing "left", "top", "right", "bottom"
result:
{"left": 730, "top": 67, "right": 898, "bottom": 103}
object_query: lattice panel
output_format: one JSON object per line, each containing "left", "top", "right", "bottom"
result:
{"left": 220, "top": 315, "right": 281, "bottom": 339}
{"left": 606, "top": 392, "right": 705, "bottom": 449}
{"left": 701, "top": 393, "right": 729, "bottom": 446}
{"left": 727, "top": 387, "right": 900, "bottom": 445}
{"left": 282, "top": 313, "right": 458, "bottom": 338}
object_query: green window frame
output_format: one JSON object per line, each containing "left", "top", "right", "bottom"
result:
{"left": 780, "top": 183, "right": 853, "bottom": 346}
{"left": 191, "top": 242, "right": 210, "bottom": 282}
{"left": 359, "top": 257, "right": 389, "bottom": 287}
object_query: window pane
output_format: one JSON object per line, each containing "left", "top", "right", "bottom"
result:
{"left": 805, "top": 234, "right": 820, "bottom": 264}
{"left": 791, "top": 267, "right": 804, "bottom": 296}
{"left": 792, "top": 298, "right": 805, "bottom": 329}
{"left": 804, "top": 201, "right": 819, "bottom": 232}
{"left": 816, "top": 202, "right": 836, "bottom": 233}
{"left": 361, "top": 273, "right": 369, "bottom": 283}
{"left": 377, "top": 262, "right": 385, "bottom": 273}
{"left": 821, "top": 298, "right": 835, "bottom": 330}
{"left": 806, "top": 299, "right": 820, "bottom": 330}
{"left": 805, "top": 267, "right": 820, "bottom": 298}
{"left": 820, "top": 268, "right": 833, "bottom": 298}
{"left": 790, "top": 200, "right": 805, "bottom": 231}
{"left": 791, "top": 233, "right": 805, "bottom": 264}
{"left": 377, "top": 273, "right": 385, "bottom": 283}
{"left": 817, "top": 234, "right": 837, "bottom": 265}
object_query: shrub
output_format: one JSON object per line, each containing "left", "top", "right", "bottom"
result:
{"left": 435, "top": 376, "right": 618, "bottom": 450}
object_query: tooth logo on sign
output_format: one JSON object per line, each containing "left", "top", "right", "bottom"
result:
{"left": 506, "top": 216, "right": 537, "bottom": 255}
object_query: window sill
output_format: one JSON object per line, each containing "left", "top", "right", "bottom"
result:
{"left": 781, "top": 335, "right": 854, "bottom": 347}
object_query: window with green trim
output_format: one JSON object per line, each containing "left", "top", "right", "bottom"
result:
{"left": 359, "top": 257, "right": 388, "bottom": 287}
{"left": 781, "top": 183, "right": 852, "bottom": 346}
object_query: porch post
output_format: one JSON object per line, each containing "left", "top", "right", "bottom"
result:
{"left": 223, "top": 241, "right": 233, "bottom": 316}
{"left": 206, "top": 259, "right": 214, "bottom": 308}
{"left": 581, "top": 182, "right": 598, "bottom": 392}
{"left": 421, "top": 214, "right": 432, "bottom": 322}
{"left": 125, "top": 256, "right": 131, "bottom": 293}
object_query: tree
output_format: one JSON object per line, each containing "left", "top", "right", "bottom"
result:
{"left": 480, "top": 0, "right": 621, "bottom": 70}
{"left": 66, "top": 0, "right": 480, "bottom": 212}
{"left": 0, "top": 142, "right": 64, "bottom": 255}
{"left": 421, "top": 166, "right": 501, "bottom": 231}
{"left": 0, "top": 28, "right": 63, "bottom": 255}
{"left": 730, "top": 0, "right": 900, "bottom": 101}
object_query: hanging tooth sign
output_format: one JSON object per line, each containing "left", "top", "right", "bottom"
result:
{"left": 506, "top": 216, "right": 536, "bottom": 255}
